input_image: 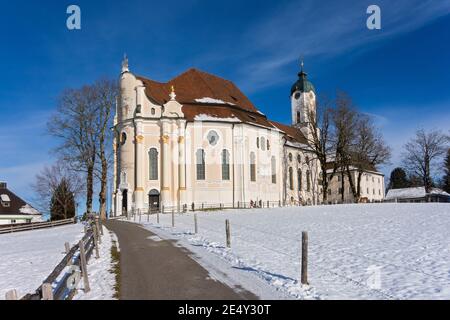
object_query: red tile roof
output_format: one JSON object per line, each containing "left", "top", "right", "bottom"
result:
{"left": 270, "top": 121, "right": 307, "bottom": 145}
{"left": 136, "top": 68, "right": 257, "bottom": 112}
{"left": 136, "top": 68, "right": 308, "bottom": 145}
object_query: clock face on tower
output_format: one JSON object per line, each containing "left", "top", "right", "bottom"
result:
{"left": 294, "top": 92, "right": 301, "bottom": 100}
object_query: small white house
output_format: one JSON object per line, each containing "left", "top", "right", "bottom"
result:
{"left": 0, "top": 182, "right": 42, "bottom": 225}
{"left": 385, "top": 187, "right": 450, "bottom": 203}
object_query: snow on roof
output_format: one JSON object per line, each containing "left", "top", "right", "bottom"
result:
{"left": 1, "top": 194, "right": 11, "bottom": 202}
{"left": 19, "top": 204, "right": 40, "bottom": 215}
{"left": 195, "top": 97, "right": 236, "bottom": 106}
{"left": 385, "top": 187, "right": 450, "bottom": 200}
{"left": 194, "top": 113, "right": 241, "bottom": 122}
{"left": 286, "top": 140, "right": 308, "bottom": 149}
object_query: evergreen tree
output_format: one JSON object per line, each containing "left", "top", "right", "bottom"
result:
{"left": 443, "top": 148, "right": 450, "bottom": 193}
{"left": 50, "top": 178, "right": 76, "bottom": 221}
{"left": 408, "top": 174, "right": 423, "bottom": 188}
{"left": 388, "top": 167, "right": 409, "bottom": 189}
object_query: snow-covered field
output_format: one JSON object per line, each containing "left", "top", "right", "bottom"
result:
{"left": 0, "top": 223, "right": 116, "bottom": 300}
{"left": 138, "top": 203, "right": 450, "bottom": 300}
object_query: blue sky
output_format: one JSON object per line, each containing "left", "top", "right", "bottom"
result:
{"left": 0, "top": 0, "right": 449, "bottom": 208}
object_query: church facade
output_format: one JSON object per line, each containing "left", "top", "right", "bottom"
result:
{"left": 112, "top": 58, "right": 321, "bottom": 216}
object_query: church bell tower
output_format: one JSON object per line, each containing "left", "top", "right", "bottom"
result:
{"left": 290, "top": 61, "right": 316, "bottom": 129}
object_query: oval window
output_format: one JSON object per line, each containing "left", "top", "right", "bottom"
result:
{"left": 207, "top": 130, "right": 219, "bottom": 146}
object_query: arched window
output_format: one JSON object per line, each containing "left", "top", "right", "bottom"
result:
{"left": 261, "top": 137, "right": 266, "bottom": 151}
{"left": 151, "top": 108, "right": 156, "bottom": 115}
{"left": 297, "top": 111, "right": 301, "bottom": 123}
{"left": 250, "top": 152, "right": 256, "bottom": 182}
{"left": 256, "top": 137, "right": 260, "bottom": 149}
{"left": 297, "top": 154, "right": 301, "bottom": 163}
{"left": 288, "top": 153, "right": 293, "bottom": 162}
{"left": 120, "top": 132, "right": 127, "bottom": 145}
{"left": 289, "top": 167, "right": 293, "bottom": 190}
{"left": 271, "top": 156, "right": 276, "bottom": 184}
{"left": 221, "top": 149, "right": 230, "bottom": 180}
{"left": 305, "top": 156, "right": 310, "bottom": 165}
{"left": 298, "top": 169, "right": 302, "bottom": 191}
{"left": 306, "top": 170, "right": 311, "bottom": 192}
{"left": 267, "top": 139, "right": 270, "bottom": 151}
{"left": 196, "top": 149, "right": 205, "bottom": 180}
{"left": 148, "top": 148, "right": 158, "bottom": 180}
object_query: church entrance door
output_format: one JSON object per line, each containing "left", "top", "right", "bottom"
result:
{"left": 122, "top": 189, "right": 128, "bottom": 215}
{"left": 148, "top": 189, "right": 160, "bottom": 213}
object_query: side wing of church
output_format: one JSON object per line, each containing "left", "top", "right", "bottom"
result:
{"left": 111, "top": 58, "right": 320, "bottom": 216}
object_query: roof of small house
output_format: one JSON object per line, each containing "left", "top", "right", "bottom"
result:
{"left": 385, "top": 187, "right": 450, "bottom": 200}
{"left": 136, "top": 68, "right": 309, "bottom": 145}
{"left": 0, "top": 183, "right": 41, "bottom": 216}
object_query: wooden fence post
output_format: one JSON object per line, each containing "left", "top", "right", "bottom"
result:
{"left": 42, "top": 283, "right": 53, "bottom": 300}
{"left": 95, "top": 217, "right": 102, "bottom": 245}
{"left": 194, "top": 214, "right": 198, "bottom": 234}
{"left": 79, "top": 240, "right": 90, "bottom": 293}
{"left": 98, "top": 217, "right": 104, "bottom": 236}
{"left": 301, "top": 231, "right": 308, "bottom": 285}
{"left": 172, "top": 210, "right": 175, "bottom": 227}
{"left": 64, "top": 242, "right": 71, "bottom": 254}
{"left": 5, "top": 289, "right": 18, "bottom": 300}
{"left": 225, "top": 219, "right": 231, "bottom": 248}
{"left": 93, "top": 225, "right": 100, "bottom": 259}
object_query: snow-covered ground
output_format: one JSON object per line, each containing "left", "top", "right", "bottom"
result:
{"left": 137, "top": 203, "right": 450, "bottom": 300}
{"left": 0, "top": 223, "right": 116, "bottom": 300}
{"left": 0, "top": 224, "right": 83, "bottom": 299}
{"left": 74, "top": 225, "right": 116, "bottom": 300}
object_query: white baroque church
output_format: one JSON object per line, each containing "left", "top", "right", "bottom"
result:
{"left": 112, "top": 57, "right": 322, "bottom": 216}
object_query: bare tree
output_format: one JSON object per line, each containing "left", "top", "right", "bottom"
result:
{"left": 403, "top": 129, "right": 448, "bottom": 193}
{"left": 332, "top": 92, "right": 359, "bottom": 202}
{"left": 92, "top": 80, "right": 118, "bottom": 220}
{"left": 48, "top": 79, "right": 118, "bottom": 218}
{"left": 48, "top": 86, "right": 98, "bottom": 213}
{"left": 303, "top": 95, "right": 336, "bottom": 203}
{"left": 32, "top": 162, "right": 84, "bottom": 218}
{"left": 348, "top": 114, "right": 391, "bottom": 201}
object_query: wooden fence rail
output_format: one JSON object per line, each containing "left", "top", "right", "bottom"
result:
{"left": 8, "top": 215, "right": 102, "bottom": 300}
{"left": 0, "top": 218, "right": 75, "bottom": 235}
